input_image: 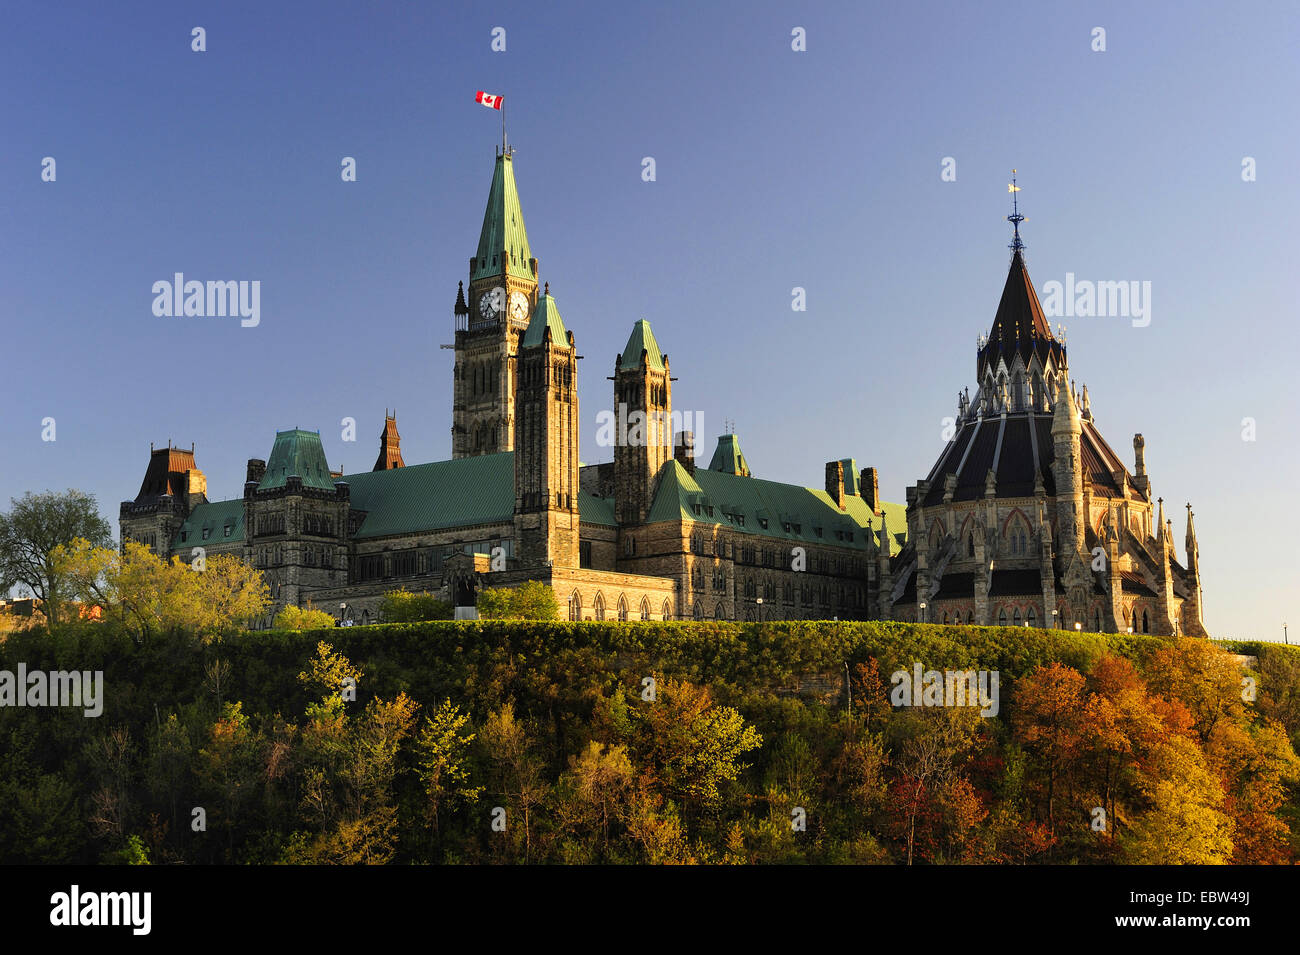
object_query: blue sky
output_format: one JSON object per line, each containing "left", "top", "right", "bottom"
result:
{"left": 2, "top": 0, "right": 1296, "bottom": 640}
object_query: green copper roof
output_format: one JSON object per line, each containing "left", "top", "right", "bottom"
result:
{"left": 647, "top": 460, "right": 907, "bottom": 556}
{"left": 618, "top": 319, "right": 665, "bottom": 371}
{"left": 522, "top": 293, "right": 567, "bottom": 347}
{"left": 258, "top": 430, "right": 336, "bottom": 492}
{"left": 337, "top": 451, "right": 614, "bottom": 538}
{"left": 472, "top": 153, "right": 535, "bottom": 282}
{"left": 170, "top": 498, "right": 245, "bottom": 550}
{"left": 708, "top": 434, "right": 751, "bottom": 476}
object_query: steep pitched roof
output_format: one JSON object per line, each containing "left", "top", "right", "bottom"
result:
{"left": 618, "top": 319, "right": 665, "bottom": 372}
{"left": 472, "top": 153, "right": 534, "bottom": 282}
{"left": 521, "top": 292, "right": 567, "bottom": 347}
{"left": 171, "top": 498, "right": 244, "bottom": 549}
{"left": 647, "top": 460, "right": 907, "bottom": 556}
{"left": 708, "top": 434, "right": 751, "bottom": 476}
{"left": 258, "top": 430, "right": 336, "bottom": 491}
{"left": 337, "top": 451, "right": 614, "bottom": 538}
{"left": 977, "top": 250, "right": 1064, "bottom": 377}
{"left": 134, "top": 445, "right": 197, "bottom": 501}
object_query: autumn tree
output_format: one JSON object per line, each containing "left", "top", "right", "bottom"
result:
{"left": 0, "top": 489, "right": 111, "bottom": 625}
{"left": 414, "top": 699, "right": 483, "bottom": 845}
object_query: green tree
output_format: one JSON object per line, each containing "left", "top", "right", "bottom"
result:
{"left": 379, "top": 589, "right": 453, "bottom": 623}
{"left": 0, "top": 489, "right": 111, "bottom": 625}
{"left": 476, "top": 581, "right": 559, "bottom": 621}
{"left": 414, "top": 699, "right": 483, "bottom": 842}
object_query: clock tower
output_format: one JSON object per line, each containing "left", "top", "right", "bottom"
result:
{"left": 452, "top": 149, "right": 540, "bottom": 458}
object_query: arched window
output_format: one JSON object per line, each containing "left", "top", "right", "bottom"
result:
{"left": 693, "top": 601, "right": 704, "bottom": 621}
{"left": 617, "top": 595, "right": 629, "bottom": 622}
{"left": 1013, "top": 607, "right": 1022, "bottom": 626}
{"left": 1027, "top": 608, "right": 1037, "bottom": 626}
{"left": 662, "top": 599, "right": 672, "bottom": 621}
{"left": 1094, "top": 609, "right": 1102, "bottom": 632}
{"left": 1142, "top": 610, "right": 1149, "bottom": 634}
{"left": 998, "top": 608, "right": 1007, "bottom": 626}
{"left": 593, "top": 592, "right": 605, "bottom": 621}
{"left": 968, "top": 611, "right": 975, "bottom": 624}
{"left": 1131, "top": 608, "right": 1138, "bottom": 632}
{"left": 640, "top": 597, "right": 651, "bottom": 621}
{"left": 714, "top": 602, "right": 726, "bottom": 621}
{"left": 569, "top": 590, "right": 582, "bottom": 621}
{"left": 967, "top": 534, "right": 975, "bottom": 557}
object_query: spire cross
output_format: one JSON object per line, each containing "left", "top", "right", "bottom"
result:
{"left": 1007, "top": 170, "right": 1025, "bottom": 254}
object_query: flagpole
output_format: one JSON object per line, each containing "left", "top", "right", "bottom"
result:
{"left": 502, "top": 98, "right": 507, "bottom": 154}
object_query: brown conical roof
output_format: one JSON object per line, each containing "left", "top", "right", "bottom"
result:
{"left": 978, "top": 250, "right": 1063, "bottom": 379}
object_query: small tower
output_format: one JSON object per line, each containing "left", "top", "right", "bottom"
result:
{"left": 453, "top": 151, "right": 541, "bottom": 459}
{"left": 613, "top": 319, "right": 673, "bottom": 526}
{"left": 513, "top": 287, "right": 580, "bottom": 568}
{"left": 1051, "top": 377, "right": 1085, "bottom": 557}
{"left": 373, "top": 411, "right": 405, "bottom": 471}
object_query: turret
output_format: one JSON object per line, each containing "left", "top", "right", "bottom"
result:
{"left": 613, "top": 319, "right": 673, "bottom": 526}
{"left": 1051, "top": 377, "right": 1085, "bottom": 556}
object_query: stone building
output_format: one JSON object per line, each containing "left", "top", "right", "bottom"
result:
{"left": 879, "top": 223, "right": 1206, "bottom": 637}
{"left": 121, "top": 148, "right": 904, "bottom": 626}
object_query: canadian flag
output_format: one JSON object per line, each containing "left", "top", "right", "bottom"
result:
{"left": 475, "top": 91, "right": 503, "bottom": 110}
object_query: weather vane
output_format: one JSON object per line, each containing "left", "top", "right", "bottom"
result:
{"left": 1007, "top": 170, "right": 1025, "bottom": 254}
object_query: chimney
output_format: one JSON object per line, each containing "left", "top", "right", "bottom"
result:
{"left": 674, "top": 430, "right": 696, "bottom": 475}
{"left": 246, "top": 458, "right": 266, "bottom": 485}
{"left": 861, "top": 467, "right": 880, "bottom": 516}
{"left": 825, "top": 461, "right": 846, "bottom": 510}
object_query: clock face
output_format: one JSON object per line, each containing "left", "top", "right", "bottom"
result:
{"left": 508, "top": 291, "right": 530, "bottom": 322}
{"left": 478, "top": 286, "right": 505, "bottom": 321}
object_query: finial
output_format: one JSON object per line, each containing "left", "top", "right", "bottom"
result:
{"left": 544, "top": 281, "right": 549, "bottom": 296}
{"left": 1007, "top": 170, "right": 1025, "bottom": 255}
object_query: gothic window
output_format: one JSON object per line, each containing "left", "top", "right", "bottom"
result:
{"left": 1013, "top": 608, "right": 1022, "bottom": 626}
{"left": 1094, "top": 609, "right": 1102, "bottom": 632}
{"left": 693, "top": 602, "right": 704, "bottom": 621}
{"left": 640, "top": 597, "right": 651, "bottom": 621}
{"left": 967, "top": 534, "right": 975, "bottom": 557}
{"left": 714, "top": 602, "right": 726, "bottom": 621}
{"left": 1027, "top": 608, "right": 1037, "bottom": 626}
{"left": 662, "top": 599, "right": 672, "bottom": 620}
{"left": 1142, "top": 610, "right": 1149, "bottom": 634}
{"left": 998, "top": 608, "right": 1008, "bottom": 626}
{"left": 744, "top": 578, "right": 756, "bottom": 598}
{"left": 593, "top": 593, "right": 605, "bottom": 621}
{"left": 1131, "top": 608, "right": 1138, "bottom": 632}
{"left": 617, "top": 596, "right": 628, "bottom": 622}
{"left": 943, "top": 611, "right": 949, "bottom": 624}
{"left": 569, "top": 591, "right": 582, "bottom": 621}
{"left": 968, "top": 611, "right": 975, "bottom": 624}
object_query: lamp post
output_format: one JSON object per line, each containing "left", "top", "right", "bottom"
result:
{"left": 919, "top": 601, "right": 927, "bottom": 624}
{"left": 1285, "top": 622, "right": 1289, "bottom": 646}
{"left": 1051, "top": 609, "right": 1058, "bottom": 631}
{"left": 755, "top": 597, "right": 763, "bottom": 623}
{"left": 1075, "top": 621, "right": 1082, "bottom": 632}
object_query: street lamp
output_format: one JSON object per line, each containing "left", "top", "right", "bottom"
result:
{"left": 755, "top": 597, "right": 763, "bottom": 622}
{"left": 1074, "top": 621, "right": 1082, "bottom": 631}
{"left": 919, "top": 601, "right": 927, "bottom": 623}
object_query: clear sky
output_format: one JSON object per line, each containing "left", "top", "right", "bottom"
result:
{"left": 2, "top": 0, "right": 1296, "bottom": 640}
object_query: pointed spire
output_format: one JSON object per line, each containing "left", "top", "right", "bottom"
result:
{"left": 977, "top": 223, "right": 1064, "bottom": 384}
{"left": 473, "top": 152, "right": 535, "bottom": 283}
{"left": 1007, "top": 170, "right": 1025, "bottom": 255}
{"left": 618, "top": 319, "right": 666, "bottom": 372}
{"left": 522, "top": 288, "right": 567, "bottom": 347}
{"left": 1051, "top": 376, "right": 1081, "bottom": 436}
{"left": 454, "top": 280, "right": 468, "bottom": 316}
